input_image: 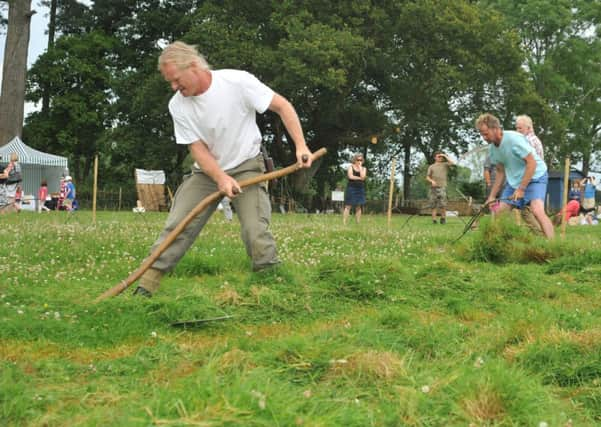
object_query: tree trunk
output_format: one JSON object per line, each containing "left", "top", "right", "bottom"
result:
{"left": 402, "top": 140, "right": 411, "bottom": 200}
{"left": 0, "top": 0, "right": 34, "bottom": 146}
{"left": 41, "top": 0, "right": 56, "bottom": 113}
{"left": 582, "top": 152, "right": 590, "bottom": 178}
{"left": 47, "top": 0, "right": 56, "bottom": 46}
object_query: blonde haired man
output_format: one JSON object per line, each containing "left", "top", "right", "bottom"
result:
{"left": 476, "top": 113, "right": 554, "bottom": 239}
{"left": 515, "top": 114, "right": 544, "bottom": 160}
{"left": 134, "top": 41, "right": 313, "bottom": 296}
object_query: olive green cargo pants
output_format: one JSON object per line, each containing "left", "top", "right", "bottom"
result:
{"left": 146, "top": 154, "right": 279, "bottom": 288}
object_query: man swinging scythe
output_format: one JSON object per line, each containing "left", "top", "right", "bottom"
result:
{"left": 130, "top": 41, "right": 315, "bottom": 297}
{"left": 476, "top": 113, "right": 554, "bottom": 239}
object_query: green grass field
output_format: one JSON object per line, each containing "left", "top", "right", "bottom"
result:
{"left": 1, "top": 210, "right": 601, "bottom": 426}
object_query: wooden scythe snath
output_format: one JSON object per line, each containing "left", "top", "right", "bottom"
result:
{"left": 95, "top": 147, "right": 327, "bottom": 303}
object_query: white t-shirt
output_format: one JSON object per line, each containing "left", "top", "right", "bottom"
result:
{"left": 169, "top": 69, "right": 274, "bottom": 171}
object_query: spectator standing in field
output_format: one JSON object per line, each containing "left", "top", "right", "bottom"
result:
{"left": 343, "top": 153, "right": 367, "bottom": 225}
{"left": 580, "top": 176, "right": 596, "bottom": 213}
{"left": 516, "top": 115, "right": 544, "bottom": 160}
{"left": 63, "top": 176, "right": 76, "bottom": 211}
{"left": 0, "top": 157, "right": 7, "bottom": 213}
{"left": 569, "top": 179, "right": 582, "bottom": 201}
{"left": 14, "top": 185, "right": 22, "bottom": 212}
{"left": 133, "top": 41, "right": 312, "bottom": 297}
{"left": 38, "top": 180, "right": 51, "bottom": 212}
{"left": 57, "top": 177, "right": 66, "bottom": 210}
{"left": 426, "top": 152, "right": 455, "bottom": 224}
{"left": 476, "top": 113, "right": 554, "bottom": 239}
{"left": 0, "top": 153, "right": 22, "bottom": 213}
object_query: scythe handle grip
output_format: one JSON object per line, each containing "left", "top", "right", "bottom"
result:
{"left": 95, "top": 147, "right": 327, "bottom": 303}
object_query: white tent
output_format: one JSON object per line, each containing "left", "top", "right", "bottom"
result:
{"left": 0, "top": 137, "right": 68, "bottom": 199}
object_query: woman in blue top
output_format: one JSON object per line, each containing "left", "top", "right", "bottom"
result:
{"left": 343, "top": 153, "right": 367, "bottom": 224}
{"left": 476, "top": 113, "right": 554, "bottom": 239}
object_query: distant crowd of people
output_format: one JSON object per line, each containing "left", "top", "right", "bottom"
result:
{"left": 0, "top": 152, "right": 76, "bottom": 214}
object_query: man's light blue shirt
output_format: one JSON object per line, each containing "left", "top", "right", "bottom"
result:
{"left": 489, "top": 130, "right": 547, "bottom": 188}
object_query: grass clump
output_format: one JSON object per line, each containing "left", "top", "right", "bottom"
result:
{"left": 317, "top": 258, "right": 407, "bottom": 301}
{"left": 517, "top": 340, "right": 601, "bottom": 387}
{"left": 326, "top": 349, "right": 407, "bottom": 383}
{"left": 449, "top": 361, "right": 566, "bottom": 426}
{"left": 460, "top": 213, "right": 557, "bottom": 264}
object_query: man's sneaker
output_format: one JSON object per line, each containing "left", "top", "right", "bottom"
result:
{"left": 133, "top": 286, "right": 152, "bottom": 298}
{"left": 252, "top": 260, "right": 281, "bottom": 272}
{"left": 440, "top": 218, "right": 446, "bottom": 224}
{"left": 432, "top": 219, "right": 437, "bottom": 224}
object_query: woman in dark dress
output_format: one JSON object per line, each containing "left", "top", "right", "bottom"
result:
{"left": 343, "top": 153, "right": 367, "bottom": 224}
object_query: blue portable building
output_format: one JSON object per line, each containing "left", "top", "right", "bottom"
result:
{"left": 546, "top": 169, "right": 585, "bottom": 212}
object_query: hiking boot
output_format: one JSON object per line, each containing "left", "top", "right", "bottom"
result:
{"left": 138, "top": 268, "right": 163, "bottom": 294}
{"left": 252, "top": 260, "right": 281, "bottom": 272}
{"left": 133, "top": 286, "right": 152, "bottom": 298}
{"left": 440, "top": 218, "right": 446, "bottom": 224}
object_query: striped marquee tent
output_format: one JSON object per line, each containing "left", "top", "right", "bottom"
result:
{"left": 0, "top": 137, "right": 68, "bottom": 199}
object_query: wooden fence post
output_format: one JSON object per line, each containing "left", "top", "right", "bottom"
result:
{"left": 387, "top": 159, "right": 396, "bottom": 228}
{"left": 561, "top": 158, "right": 571, "bottom": 238}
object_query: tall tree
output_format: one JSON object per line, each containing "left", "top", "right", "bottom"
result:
{"left": 377, "top": 0, "right": 530, "bottom": 198}
{"left": 25, "top": 0, "right": 195, "bottom": 186}
{"left": 24, "top": 32, "right": 115, "bottom": 182}
{"left": 0, "top": 0, "right": 34, "bottom": 145}
{"left": 482, "top": 0, "right": 601, "bottom": 170}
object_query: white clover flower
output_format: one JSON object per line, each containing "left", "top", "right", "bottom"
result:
{"left": 421, "top": 385, "right": 430, "bottom": 393}
{"left": 251, "top": 390, "right": 266, "bottom": 410}
{"left": 150, "top": 331, "right": 157, "bottom": 338}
